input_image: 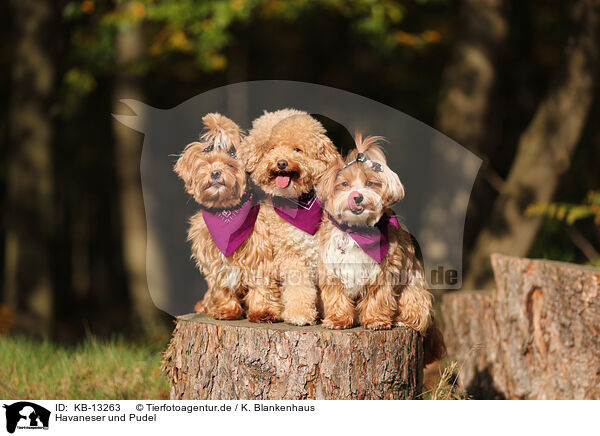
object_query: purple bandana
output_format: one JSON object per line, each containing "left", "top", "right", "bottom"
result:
{"left": 201, "top": 192, "right": 260, "bottom": 257}
{"left": 272, "top": 190, "right": 323, "bottom": 235}
{"left": 328, "top": 213, "right": 400, "bottom": 263}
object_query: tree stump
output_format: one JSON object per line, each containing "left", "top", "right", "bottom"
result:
{"left": 441, "top": 254, "right": 600, "bottom": 399}
{"left": 162, "top": 313, "right": 423, "bottom": 400}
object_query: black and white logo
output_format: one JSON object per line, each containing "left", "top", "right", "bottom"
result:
{"left": 2, "top": 402, "right": 50, "bottom": 434}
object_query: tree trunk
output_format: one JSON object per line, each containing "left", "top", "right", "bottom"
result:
{"left": 436, "top": 0, "right": 507, "bottom": 154}
{"left": 441, "top": 254, "right": 600, "bottom": 399}
{"left": 439, "top": 289, "right": 500, "bottom": 399}
{"left": 162, "top": 314, "right": 424, "bottom": 400}
{"left": 113, "top": 16, "right": 166, "bottom": 335}
{"left": 4, "top": 0, "right": 57, "bottom": 333}
{"left": 418, "top": 0, "right": 506, "bottom": 287}
{"left": 463, "top": 0, "right": 600, "bottom": 289}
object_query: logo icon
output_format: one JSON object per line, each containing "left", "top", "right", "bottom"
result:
{"left": 2, "top": 402, "right": 50, "bottom": 434}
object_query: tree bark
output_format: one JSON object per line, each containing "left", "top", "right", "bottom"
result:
{"left": 436, "top": 0, "right": 507, "bottom": 154}
{"left": 4, "top": 0, "right": 57, "bottom": 333}
{"left": 441, "top": 254, "right": 600, "bottom": 399}
{"left": 418, "top": 0, "right": 505, "bottom": 287}
{"left": 113, "top": 17, "right": 166, "bottom": 335}
{"left": 162, "top": 313, "right": 424, "bottom": 400}
{"left": 463, "top": 0, "right": 600, "bottom": 289}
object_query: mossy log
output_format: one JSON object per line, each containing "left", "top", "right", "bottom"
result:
{"left": 162, "top": 313, "right": 423, "bottom": 400}
{"left": 441, "top": 254, "right": 600, "bottom": 399}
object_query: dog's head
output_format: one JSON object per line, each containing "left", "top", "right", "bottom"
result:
{"left": 316, "top": 133, "right": 404, "bottom": 227}
{"left": 240, "top": 110, "right": 339, "bottom": 198}
{"left": 174, "top": 113, "right": 246, "bottom": 209}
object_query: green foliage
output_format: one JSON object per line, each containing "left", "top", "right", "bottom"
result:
{"left": 0, "top": 335, "right": 168, "bottom": 399}
{"left": 134, "top": 0, "right": 422, "bottom": 68}
{"left": 57, "top": 0, "right": 445, "bottom": 115}
{"left": 526, "top": 191, "right": 600, "bottom": 226}
{"left": 526, "top": 191, "right": 600, "bottom": 265}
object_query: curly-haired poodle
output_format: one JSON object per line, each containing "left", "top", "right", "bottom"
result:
{"left": 239, "top": 109, "right": 340, "bottom": 325}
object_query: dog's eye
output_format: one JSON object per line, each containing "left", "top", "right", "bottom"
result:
{"left": 227, "top": 163, "right": 235, "bottom": 168}
{"left": 341, "top": 181, "right": 349, "bottom": 187}
{"left": 365, "top": 181, "right": 373, "bottom": 187}
{"left": 294, "top": 148, "right": 302, "bottom": 153}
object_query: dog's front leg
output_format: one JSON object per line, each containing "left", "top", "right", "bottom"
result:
{"left": 245, "top": 265, "right": 282, "bottom": 323}
{"left": 279, "top": 257, "right": 318, "bottom": 326}
{"left": 318, "top": 263, "right": 355, "bottom": 329}
{"left": 201, "top": 271, "right": 245, "bottom": 320}
{"left": 357, "top": 283, "right": 396, "bottom": 330}
{"left": 394, "top": 284, "right": 433, "bottom": 334}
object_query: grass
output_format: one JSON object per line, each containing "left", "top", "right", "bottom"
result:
{"left": 0, "top": 334, "right": 169, "bottom": 400}
{"left": 0, "top": 330, "right": 469, "bottom": 400}
{"left": 421, "top": 360, "right": 471, "bottom": 400}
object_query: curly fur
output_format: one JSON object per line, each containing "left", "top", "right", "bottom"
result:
{"left": 239, "top": 109, "right": 340, "bottom": 325}
{"left": 174, "top": 113, "right": 281, "bottom": 322}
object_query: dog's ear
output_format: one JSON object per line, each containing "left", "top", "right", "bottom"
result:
{"left": 381, "top": 162, "right": 404, "bottom": 204}
{"left": 238, "top": 135, "right": 263, "bottom": 173}
{"left": 378, "top": 157, "right": 404, "bottom": 205}
{"left": 317, "top": 134, "right": 340, "bottom": 166}
{"left": 356, "top": 134, "right": 404, "bottom": 204}
{"left": 173, "top": 142, "right": 204, "bottom": 195}
{"left": 364, "top": 143, "right": 405, "bottom": 203}
{"left": 315, "top": 157, "right": 344, "bottom": 202}
{"left": 376, "top": 153, "right": 404, "bottom": 204}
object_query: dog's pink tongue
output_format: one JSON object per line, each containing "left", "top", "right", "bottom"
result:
{"left": 348, "top": 191, "right": 361, "bottom": 210}
{"left": 276, "top": 175, "right": 291, "bottom": 189}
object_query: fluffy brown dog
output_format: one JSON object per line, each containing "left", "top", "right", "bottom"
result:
{"left": 174, "top": 113, "right": 281, "bottom": 322}
{"left": 239, "top": 109, "right": 340, "bottom": 325}
{"left": 315, "top": 133, "right": 434, "bottom": 334}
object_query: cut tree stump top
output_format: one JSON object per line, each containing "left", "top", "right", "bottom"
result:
{"left": 163, "top": 313, "right": 424, "bottom": 400}
{"left": 176, "top": 312, "right": 406, "bottom": 333}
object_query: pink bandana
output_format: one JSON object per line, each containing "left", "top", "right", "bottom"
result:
{"left": 201, "top": 192, "right": 260, "bottom": 257}
{"left": 328, "top": 213, "right": 400, "bottom": 263}
{"left": 272, "top": 190, "right": 323, "bottom": 235}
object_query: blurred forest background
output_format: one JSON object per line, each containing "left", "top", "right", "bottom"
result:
{"left": 1, "top": 0, "right": 599, "bottom": 343}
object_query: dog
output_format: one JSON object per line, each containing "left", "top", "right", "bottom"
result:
{"left": 315, "top": 133, "right": 445, "bottom": 362}
{"left": 174, "top": 113, "right": 281, "bottom": 322}
{"left": 239, "top": 109, "right": 340, "bottom": 325}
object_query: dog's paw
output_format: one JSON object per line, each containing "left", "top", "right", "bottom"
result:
{"left": 394, "top": 315, "right": 428, "bottom": 334}
{"left": 206, "top": 302, "right": 244, "bottom": 320}
{"left": 282, "top": 310, "right": 317, "bottom": 326}
{"left": 247, "top": 310, "right": 281, "bottom": 324}
{"left": 194, "top": 300, "right": 205, "bottom": 313}
{"left": 322, "top": 316, "right": 354, "bottom": 330}
{"left": 361, "top": 319, "right": 392, "bottom": 330}
{"left": 281, "top": 295, "right": 318, "bottom": 326}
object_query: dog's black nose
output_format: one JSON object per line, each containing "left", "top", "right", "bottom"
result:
{"left": 277, "top": 159, "right": 288, "bottom": 170}
{"left": 355, "top": 193, "right": 364, "bottom": 204}
{"left": 211, "top": 170, "right": 221, "bottom": 180}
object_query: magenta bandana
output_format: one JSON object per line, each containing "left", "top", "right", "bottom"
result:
{"left": 201, "top": 192, "right": 260, "bottom": 257}
{"left": 272, "top": 190, "right": 323, "bottom": 235}
{"left": 328, "top": 213, "right": 400, "bottom": 263}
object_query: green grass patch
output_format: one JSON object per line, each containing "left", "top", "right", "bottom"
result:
{"left": 0, "top": 335, "right": 169, "bottom": 400}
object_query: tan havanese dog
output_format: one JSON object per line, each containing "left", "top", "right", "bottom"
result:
{"left": 174, "top": 113, "right": 281, "bottom": 322}
{"left": 315, "top": 134, "right": 441, "bottom": 338}
{"left": 239, "top": 109, "right": 340, "bottom": 325}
